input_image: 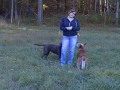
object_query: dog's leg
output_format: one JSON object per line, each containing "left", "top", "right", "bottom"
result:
{"left": 41, "top": 53, "right": 49, "bottom": 59}
{"left": 41, "top": 46, "right": 50, "bottom": 59}
{"left": 77, "top": 58, "right": 81, "bottom": 69}
{"left": 85, "top": 57, "right": 88, "bottom": 69}
{"left": 41, "top": 54, "right": 45, "bottom": 59}
{"left": 77, "top": 63, "right": 80, "bottom": 69}
{"left": 80, "top": 56, "right": 88, "bottom": 69}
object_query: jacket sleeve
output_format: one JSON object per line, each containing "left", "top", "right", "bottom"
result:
{"left": 72, "top": 19, "right": 80, "bottom": 31}
{"left": 60, "top": 18, "right": 67, "bottom": 31}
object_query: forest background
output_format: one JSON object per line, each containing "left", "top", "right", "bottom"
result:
{"left": 0, "top": 0, "right": 119, "bottom": 26}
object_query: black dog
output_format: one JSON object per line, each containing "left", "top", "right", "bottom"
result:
{"left": 34, "top": 43, "right": 62, "bottom": 59}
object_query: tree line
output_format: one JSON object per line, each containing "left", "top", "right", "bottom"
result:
{"left": 0, "top": 0, "right": 119, "bottom": 25}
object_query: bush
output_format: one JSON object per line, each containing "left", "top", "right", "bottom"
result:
{"left": 87, "top": 14, "right": 104, "bottom": 24}
{"left": 78, "top": 14, "right": 105, "bottom": 24}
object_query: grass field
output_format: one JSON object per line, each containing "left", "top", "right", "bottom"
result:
{"left": 0, "top": 24, "right": 120, "bottom": 90}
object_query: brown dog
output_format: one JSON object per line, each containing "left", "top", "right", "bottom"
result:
{"left": 76, "top": 43, "right": 88, "bottom": 69}
{"left": 34, "top": 43, "right": 62, "bottom": 59}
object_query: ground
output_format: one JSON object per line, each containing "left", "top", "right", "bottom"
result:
{"left": 0, "top": 24, "right": 120, "bottom": 90}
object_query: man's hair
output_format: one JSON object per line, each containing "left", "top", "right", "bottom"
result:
{"left": 68, "top": 9, "right": 76, "bottom": 14}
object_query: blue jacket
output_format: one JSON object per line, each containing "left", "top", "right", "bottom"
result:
{"left": 60, "top": 17, "right": 80, "bottom": 36}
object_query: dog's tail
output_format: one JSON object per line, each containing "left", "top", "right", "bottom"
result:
{"left": 34, "top": 44, "right": 45, "bottom": 46}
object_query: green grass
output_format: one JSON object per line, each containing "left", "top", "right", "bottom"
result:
{"left": 0, "top": 24, "right": 120, "bottom": 90}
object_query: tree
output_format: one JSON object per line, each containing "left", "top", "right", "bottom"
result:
{"left": 38, "top": 0, "right": 43, "bottom": 23}
{"left": 56, "top": 0, "right": 60, "bottom": 11}
{"left": 104, "top": 0, "right": 107, "bottom": 24}
{"left": 106, "top": 0, "right": 110, "bottom": 14}
{"left": 94, "top": 0, "right": 97, "bottom": 13}
{"left": 11, "top": 0, "right": 14, "bottom": 23}
{"left": 70, "top": 0, "right": 75, "bottom": 9}
{"left": 14, "top": 0, "right": 18, "bottom": 20}
{"left": 115, "top": 0, "right": 119, "bottom": 25}
{"left": 99, "top": 0, "right": 102, "bottom": 14}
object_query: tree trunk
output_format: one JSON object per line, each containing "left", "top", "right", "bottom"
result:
{"left": 0, "top": 0, "right": 3, "bottom": 10}
{"left": 106, "top": 0, "right": 109, "bottom": 14}
{"left": 84, "top": 0, "right": 89, "bottom": 15}
{"left": 115, "top": 0, "right": 119, "bottom": 25}
{"left": 70, "top": 0, "right": 75, "bottom": 9}
{"left": 64, "top": 0, "right": 68, "bottom": 12}
{"left": 99, "top": 0, "right": 102, "bottom": 15}
{"left": 94, "top": 0, "right": 97, "bottom": 13}
{"left": 82, "top": 0, "right": 84, "bottom": 14}
{"left": 104, "top": 0, "right": 107, "bottom": 24}
{"left": 38, "top": 0, "right": 43, "bottom": 23}
{"left": 88, "top": 0, "right": 91, "bottom": 14}
{"left": 11, "top": 0, "right": 14, "bottom": 23}
{"left": 14, "top": 0, "right": 18, "bottom": 20}
{"left": 56, "top": 0, "right": 60, "bottom": 10}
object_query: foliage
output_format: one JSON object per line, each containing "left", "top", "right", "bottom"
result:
{"left": 77, "top": 14, "right": 105, "bottom": 24}
{"left": 0, "top": 0, "right": 119, "bottom": 25}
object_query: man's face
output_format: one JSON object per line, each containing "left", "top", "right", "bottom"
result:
{"left": 69, "top": 12, "right": 76, "bottom": 18}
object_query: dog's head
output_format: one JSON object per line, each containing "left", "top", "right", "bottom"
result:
{"left": 76, "top": 43, "right": 86, "bottom": 49}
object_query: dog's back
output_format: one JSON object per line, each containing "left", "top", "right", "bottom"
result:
{"left": 34, "top": 44, "right": 45, "bottom": 46}
{"left": 34, "top": 44, "right": 60, "bottom": 54}
{"left": 77, "top": 48, "right": 86, "bottom": 59}
{"left": 34, "top": 43, "right": 62, "bottom": 58}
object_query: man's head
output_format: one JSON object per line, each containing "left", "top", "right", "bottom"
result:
{"left": 68, "top": 9, "right": 76, "bottom": 18}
